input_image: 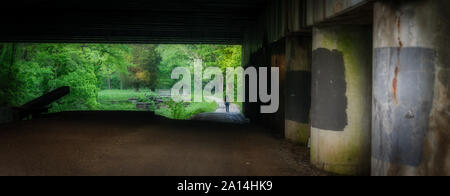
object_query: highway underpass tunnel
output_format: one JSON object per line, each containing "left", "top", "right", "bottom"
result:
{"left": 0, "top": 0, "right": 449, "bottom": 176}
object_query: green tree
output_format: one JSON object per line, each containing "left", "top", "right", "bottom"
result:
{"left": 86, "top": 44, "right": 132, "bottom": 90}
{"left": 0, "top": 43, "right": 20, "bottom": 107}
{"left": 156, "top": 45, "right": 190, "bottom": 89}
{"left": 156, "top": 44, "right": 242, "bottom": 96}
{"left": 128, "top": 45, "right": 161, "bottom": 91}
{"left": 1, "top": 43, "right": 103, "bottom": 111}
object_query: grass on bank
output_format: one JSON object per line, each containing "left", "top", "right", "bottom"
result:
{"left": 97, "top": 89, "right": 218, "bottom": 120}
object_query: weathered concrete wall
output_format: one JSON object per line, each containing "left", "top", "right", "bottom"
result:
{"left": 372, "top": 0, "right": 450, "bottom": 176}
{"left": 287, "top": 0, "right": 307, "bottom": 33}
{"left": 306, "top": 0, "right": 372, "bottom": 26}
{"left": 285, "top": 36, "right": 312, "bottom": 145}
{"left": 242, "top": 0, "right": 309, "bottom": 133}
{"left": 266, "top": 0, "right": 287, "bottom": 43}
{"left": 311, "top": 25, "right": 372, "bottom": 175}
{"left": 242, "top": 0, "right": 288, "bottom": 66}
{"left": 0, "top": 107, "right": 13, "bottom": 124}
{"left": 242, "top": 0, "right": 307, "bottom": 66}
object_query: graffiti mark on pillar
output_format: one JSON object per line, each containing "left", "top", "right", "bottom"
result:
{"left": 392, "top": 66, "right": 399, "bottom": 104}
{"left": 311, "top": 48, "right": 348, "bottom": 131}
{"left": 393, "top": 15, "right": 402, "bottom": 105}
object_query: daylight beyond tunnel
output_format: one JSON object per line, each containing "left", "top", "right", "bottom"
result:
{"left": 0, "top": 43, "right": 243, "bottom": 120}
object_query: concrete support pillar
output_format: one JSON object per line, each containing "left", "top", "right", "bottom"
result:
{"left": 311, "top": 26, "right": 372, "bottom": 175}
{"left": 285, "top": 36, "right": 312, "bottom": 145}
{"left": 243, "top": 40, "right": 286, "bottom": 136}
{"left": 372, "top": 0, "right": 450, "bottom": 176}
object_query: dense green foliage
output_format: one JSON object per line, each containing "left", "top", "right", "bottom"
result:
{"left": 0, "top": 43, "right": 241, "bottom": 119}
{"left": 97, "top": 89, "right": 156, "bottom": 111}
{"left": 156, "top": 45, "right": 242, "bottom": 90}
{"left": 156, "top": 100, "right": 218, "bottom": 120}
{"left": 0, "top": 44, "right": 18, "bottom": 107}
{"left": 128, "top": 45, "right": 161, "bottom": 91}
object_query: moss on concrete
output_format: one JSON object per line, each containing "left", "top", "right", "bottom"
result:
{"left": 285, "top": 120, "right": 310, "bottom": 146}
{"left": 298, "top": 123, "right": 310, "bottom": 145}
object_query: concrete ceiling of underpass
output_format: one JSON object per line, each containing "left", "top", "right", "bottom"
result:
{"left": 0, "top": 0, "right": 267, "bottom": 44}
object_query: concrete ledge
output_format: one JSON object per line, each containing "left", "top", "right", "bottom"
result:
{"left": 306, "top": 0, "right": 373, "bottom": 26}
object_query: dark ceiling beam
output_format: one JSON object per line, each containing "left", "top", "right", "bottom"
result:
{"left": 0, "top": 0, "right": 267, "bottom": 44}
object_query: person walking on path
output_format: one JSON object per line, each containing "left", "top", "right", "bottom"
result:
{"left": 225, "top": 96, "right": 230, "bottom": 113}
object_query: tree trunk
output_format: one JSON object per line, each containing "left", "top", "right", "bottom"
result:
{"left": 107, "top": 76, "right": 111, "bottom": 90}
{"left": 10, "top": 43, "right": 15, "bottom": 68}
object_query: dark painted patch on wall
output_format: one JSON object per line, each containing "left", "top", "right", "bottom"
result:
{"left": 311, "top": 48, "right": 348, "bottom": 131}
{"left": 373, "top": 47, "right": 436, "bottom": 166}
{"left": 286, "top": 71, "right": 311, "bottom": 124}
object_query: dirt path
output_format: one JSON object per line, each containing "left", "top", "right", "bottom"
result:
{"left": 0, "top": 112, "right": 327, "bottom": 176}
{"left": 190, "top": 112, "right": 249, "bottom": 124}
{"left": 191, "top": 96, "right": 248, "bottom": 124}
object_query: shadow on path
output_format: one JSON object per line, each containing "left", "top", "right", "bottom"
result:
{"left": 0, "top": 111, "right": 327, "bottom": 176}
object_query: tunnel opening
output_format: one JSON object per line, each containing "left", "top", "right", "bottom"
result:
{"left": 0, "top": 43, "right": 247, "bottom": 123}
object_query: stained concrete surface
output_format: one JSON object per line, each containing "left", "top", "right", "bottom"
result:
{"left": 373, "top": 47, "right": 436, "bottom": 166}
{"left": 0, "top": 111, "right": 327, "bottom": 176}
